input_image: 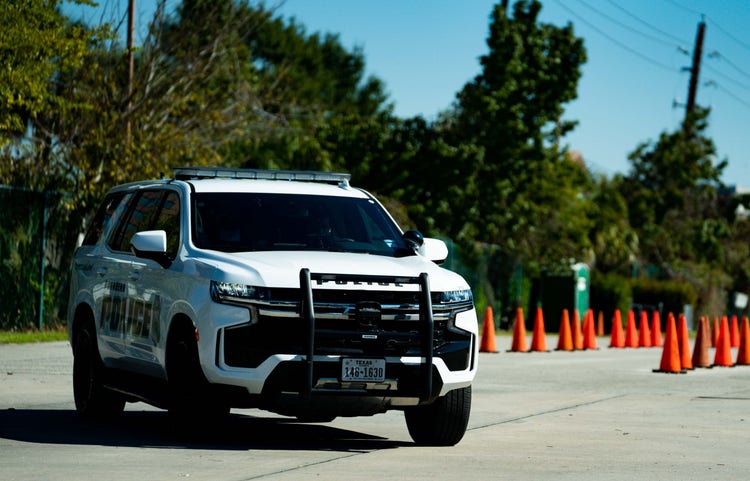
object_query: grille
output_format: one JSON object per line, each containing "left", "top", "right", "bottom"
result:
{"left": 222, "top": 288, "right": 473, "bottom": 369}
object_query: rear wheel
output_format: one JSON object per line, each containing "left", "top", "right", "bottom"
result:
{"left": 72, "top": 323, "right": 125, "bottom": 419}
{"left": 404, "top": 386, "right": 471, "bottom": 446}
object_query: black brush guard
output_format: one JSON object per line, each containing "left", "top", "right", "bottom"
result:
{"left": 299, "top": 268, "right": 434, "bottom": 403}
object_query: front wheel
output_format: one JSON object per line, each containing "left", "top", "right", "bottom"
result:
{"left": 295, "top": 413, "right": 337, "bottom": 423}
{"left": 404, "top": 386, "right": 471, "bottom": 446}
{"left": 167, "top": 325, "right": 229, "bottom": 421}
{"left": 72, "top": 326, "right": 125, "bottom": 419}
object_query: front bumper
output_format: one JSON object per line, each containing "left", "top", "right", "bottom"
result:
{"left": 200, "top": 270, "right": 478, "bottom": 413}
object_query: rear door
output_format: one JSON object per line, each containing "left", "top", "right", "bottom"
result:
{"left": 101, "top": 189, "right": 164, "bottom": 370}
{"left": 79, "top": 191, "right": 135, "bottom": 367}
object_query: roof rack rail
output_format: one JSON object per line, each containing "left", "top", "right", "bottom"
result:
{"left": 173, "top": 166, "right": 351, "bottom": 187}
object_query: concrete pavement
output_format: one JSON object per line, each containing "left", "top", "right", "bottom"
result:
{"left": 1, "top": 336, "right": 749, "bottom": 480}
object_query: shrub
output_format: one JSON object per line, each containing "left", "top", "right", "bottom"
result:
{"left": 590, "top": 271, "right": 631, "bottom": 320}
{"left": 630, "top": 278, "right": 698, "bottom": 316}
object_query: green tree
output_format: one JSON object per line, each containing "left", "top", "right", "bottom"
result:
{"left": 229, "top": 2, "right": 393, "bottom": 174}
{"left": 723, "top": 216, "right": 750, "bottom": 300}
{"left": 589, "top": 175, "right": 638, "bottom": 275}
{"left": 0, "top": 0, "right": 98, "bottom": 141}
{"left": 622, "top": 108, "right": 726, "bottom": 268}
{"left": 621, "top": 108, "right": 729, "bottom": 314}
{"left": 53, "top": 0, "right": 286, "bottom": 212}
{"left": 448, "top": 0, "right": 590, "bottom": 266}
{"left": 0, "top": 0, "right": 283, "bottom": 327}
{"left": 624, "top": 108, "right": 725, "bottom": 231}
{"left": 0, "top": 0, "right": 113, "bottom": 329}
{"left": 328, "top": 114, "right": 484, "bottom": 236}
{"left": 241, "top": 6, "right": 388, "bottom": 119}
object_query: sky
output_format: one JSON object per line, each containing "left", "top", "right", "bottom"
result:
{"left": 65, "top": 0, "right": 750, "bottom": 185}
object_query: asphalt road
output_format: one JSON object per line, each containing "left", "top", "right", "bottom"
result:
{"left": 1, "top": 336, "right": 749, "bottom": 480}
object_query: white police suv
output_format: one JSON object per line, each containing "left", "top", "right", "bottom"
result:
{"left": 68, "top": 167, "right": 478, "bottom": 445}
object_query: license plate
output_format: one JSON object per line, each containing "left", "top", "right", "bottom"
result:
{"left": 341, "top": 358, "right": 386, "bottom": 382}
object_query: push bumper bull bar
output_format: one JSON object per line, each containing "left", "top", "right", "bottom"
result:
{"left": 298, "top": 268, "right": 435, "bottom": 403}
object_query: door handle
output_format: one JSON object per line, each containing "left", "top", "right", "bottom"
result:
{"left": 128, "top": 271, "right": 140, "bottom": 281}
{"left": 96, "top": 267, "right": 108, "bottom": 277}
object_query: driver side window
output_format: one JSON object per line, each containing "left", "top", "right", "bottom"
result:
{"left": 108, "top": 191, "right": 162, "bottom": 252}
{"left": 106, "top": 189, "right": 181, "bottom": 257}
{"left": 152, "top": 192, "right": 180, "bottom": 259}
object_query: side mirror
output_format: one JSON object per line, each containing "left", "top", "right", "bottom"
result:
{"left": 131, "top": 230, "right": 171, "bottom": 268}
{"left": 420, "top": 238, "right": 449, "bottom": 264}
{"left": 402, "top": 230, "right": 424, "bottom": 253}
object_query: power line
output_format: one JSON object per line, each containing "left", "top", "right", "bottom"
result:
{"left": 606, "top": 0, "right": 690, "bottom": 46}
{"left": 554, "top": 0, "right": 750, "bottom": 115}
{"left": 707, "top": 18, "right": 750, "bottom": 53}
{"left": 704, "top": 63, "right": 750, "bottom": 95}
{"left": 661, "top": 1, "right": 750, "bottom": 77}
{"left": 664, "top": 0, "right": 750, "bottom": 52}
{"left": 662, "top": 0, "right": 703, "bottom": 18}
{"left": 714, "top": 84, "right": 750, "bottom": 111}
{"left": 551, "top": 0, "right": 677, "bottom": 73}
{"left": 602, "top": 3, "right": 750, "bottom": 110}
{"left": 664, "top": 0, "right": 750, "bottom": 53}
{"left": 574, "top": 0, "right": 677, "bottom": 48}
{"left": 709, "top": 52, "right": 750, "bottom": 82}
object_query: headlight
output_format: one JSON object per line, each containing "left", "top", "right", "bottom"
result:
{"left": 439, "top": 289, "right": 473, "bottom": 304}
{"left": 210, "top": 281, "right": 268, "bottom": 304}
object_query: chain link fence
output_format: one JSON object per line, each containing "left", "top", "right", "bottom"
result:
{"left": 0, "top": 185, "right": 73, "bottom": 331}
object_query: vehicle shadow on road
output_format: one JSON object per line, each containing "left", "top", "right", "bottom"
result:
{"left": 0, "top": 408, "right": 409, "bottom": 452}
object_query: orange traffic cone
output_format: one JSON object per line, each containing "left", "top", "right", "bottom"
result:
{"left": 624, "top": 309, "right": 639, "bottom": 348}
{"left": 730, "top": 315, "right": 740, "bottom": 348}
{"left": 651, "top": 311, "right": 663, "bottom": 347}
{"left": 653, "top": 310, "right": 686, "bottom": 374}
{"left": 638, "top": 310, "right": 652, "bottom": 348}
{"left": 556, "top": 309, "right": 573, "bottom": 351}
{"left": 692, "top": 316, "right": 711, "bottom": 368}
{"left": 597, "top": 311, "right": 605, "bottom": 337}
{"left": 530, "top": 307, "right": 548, "bottom": 352}
{"left": 572, "top": 309, "right": 584, "bottom": 350}
{"left": 736, "top": 316, "right": 750, "bottom": 366}
{"left": 583, "top": 309, "right": 598, "bottom": 350}
{"left": 677, "top": 313, "right": 693, "bottom": 370}
{"left": 713, "top": 315, "right": 734, "bottom": 367}
{"left": 509, "top": 307, "right": 528, "bottom": 353}
{"left": 609, "top": 309, "right": 625, "bottom": 348}
{"left": 479, "top": 306, "right": 498, "bottom": 353}
{"left": 711, "top": 315, "right": 719, "bottom": 348}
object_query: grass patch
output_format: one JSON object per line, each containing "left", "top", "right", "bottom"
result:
{"left": 0, "top": 330, "right": 68, "bottom": 344}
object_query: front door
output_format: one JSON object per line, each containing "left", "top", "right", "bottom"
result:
{"left": 123, "top": 189, "right": 182, "bottom": 378}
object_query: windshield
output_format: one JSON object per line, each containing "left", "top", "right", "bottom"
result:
{"left": 192, "top": 192, "right": 411, "bottom": 256}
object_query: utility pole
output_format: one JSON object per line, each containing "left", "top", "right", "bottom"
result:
{"left": 684, "top": 16, "right": 706, "bottom": 124}
{"left": 126, "top": 0, "right": 135, "bottom": 144}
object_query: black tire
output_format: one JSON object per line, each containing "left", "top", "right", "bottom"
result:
{"left": 72, "top": 324, "right": 125, "bottom": 419}
{"left": 167, "top": 325, "right": 229, "bottom": 421}
{"left": 295, "top": 414, "right": 337, "bottom": 423}
{"left": 404, "top": 386, "right": 471, "bottom": 446}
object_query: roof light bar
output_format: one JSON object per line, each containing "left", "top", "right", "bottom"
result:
{"left": 173, "top": 166, "right": 351, "bottom": 187}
